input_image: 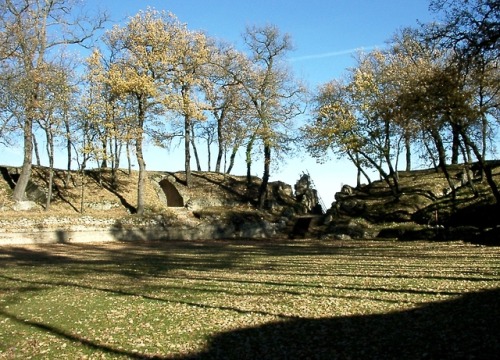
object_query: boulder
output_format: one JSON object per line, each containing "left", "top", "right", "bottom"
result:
{"left": 327, "top": 219, "right": 376, "bottom": 239}
{"left": 338, "top": 198, "right": 366, "bottom": 216}
{"left": 12, "top": 201, "right": 39, "bottom": 211}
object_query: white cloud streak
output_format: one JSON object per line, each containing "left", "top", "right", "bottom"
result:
{"left": 290, "top": 45, "right": 383, "bottom": 62}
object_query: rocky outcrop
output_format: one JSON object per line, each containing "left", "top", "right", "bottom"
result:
{"left": 11, "top": 200, "right": 40, "bottom": 211}
{"left": 321, "top": 164, "right": 500, "bottom": 244}
{"left": 318, "top": 216, "right": 378, "bottom": 240}
{"left": 150, "top": 171, "right": 322, "bottom": 219}
{"left": 151, "top": 172, "right": 256, "bottom": 211}
{"left": 294, "top": 173, "right": 323, "bottom": 215}
{"left": 0, "top": 166, "right": 48, "bottom": 204}
{"left": 331, "top": 183, "right": 435, "bottom": 223}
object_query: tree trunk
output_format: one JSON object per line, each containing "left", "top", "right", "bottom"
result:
{"left": 45, "top": 129, "right": 54, "bottom": 211}
{"left": 386, "top": 160, "right": 400, "bottom": 194}
{"left": 481, "top": 114, "right": 487, "bottom": 160}
{"left": 433, "top": 130, "right": 448, "bottom": 168}
{"left": 79, "top": 131, "right": 88, "bottom": 213}
{"left": 358, "top": 149, "right": 398, "bottom": 197}
{"left": 226, "top": 143, "right": 238, "bottom": 174}
{"left": 382, "top": 146, "right": 400, "bottom": 193}
{"left": 458, "top": 126, "right": 500, "bottom": 204}
{"left": 33, "top": 135, "right": 41, "bottom": 166}
{"left": 206, "top": 138, "right": 212, "bottom": 172}
{"left": 431, "top": 128, "right": 455, "bottom": 199}
{"left": 246, "top": 134, "right": 256, "bottom": 186}
{"left": 135, "top": 96, "right": 146, "bottom": 215}
{"left": 46, "top": 167, "right": 54, "bottom": 211}
{"left": 126, "top": 141, "right": 132, "bottom": 175}
{"left": 80, "top": 168, "right": 86, "bottom": 214}
{"left": 65, "top": 118, "right": 72, "bottom": 188}
{"left": 114, "top": 136, "right": 122, "bottom": 170}
{"left": 191, "top": 140, "right": 202, "bottom": 171}
{"left": 100, "top": 138, "right": 108, "bottom": 168}
{"left": 258, "top": 141, "right": 271, "bottom": 209}
{"left": 185, "top": 114, "right": 192, "bottom": 187}
{"left": 111, "top": 158, "right": 117, "bottom": 190}
{"left": 451, "top": 125, "right": 460, "bottom": 164}
{"left": 347, "top": 152, "right": 371, "bottom": 186}
{"left": 405, "top": 133, "right": 411, "bottom": 171}
{"left": 79, "top": 121, "right": 89, "bottom": 213}
{"left": 215, "top": 148, "right": 223, "bottom": 172}
{"left": 110, "top": 136, "right": 118, "bottom": 189}
{"left": 459, "top": 143, "right": 479, "bottom": 197}
{"left": 422, "top": 133, "right": 439, "bottom": 171}
{"left": 215, "top": 113, "right": 224, "bottom": 173}
{"left": 356, "top": 165, "right": 361, "bottom": 187}
{"left": 12, "top": 117, "right": 34, "bottom": 202}
{"left": 182, "top": 85, "right": 192, "bottom": 187}
{"left": 382, "top": 119, "right": 400, "bottom": 193}
{"left": 136, "top": 143, "right": 146, "bottom": 215}
{"left": 190, "top": 124, "right": 202, "bottom": 171}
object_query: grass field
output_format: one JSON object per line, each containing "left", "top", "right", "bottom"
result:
{"left": 0, "top": 239, "right": 499, "bottom": 359}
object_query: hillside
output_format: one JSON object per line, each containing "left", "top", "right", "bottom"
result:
{"left": 0, "top": 166, "right": 314, "bottom": 242}
{"left": 0, "top": 164, "right": 323, "bottom": 217}
{"left": 0, "top": 163, "right": 499, "bottom": 244}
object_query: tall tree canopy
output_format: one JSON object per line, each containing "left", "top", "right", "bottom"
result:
{"left": 303, "top": 0, "right": 500, "bottom": 203}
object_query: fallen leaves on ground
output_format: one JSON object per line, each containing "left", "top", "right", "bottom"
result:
{"left": 0, "top": 239, "right": 498, "bottom": 359}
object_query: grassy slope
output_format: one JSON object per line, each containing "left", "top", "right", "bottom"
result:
{"left": 0, "top": 166, "right": 168, "bottom": 218}
{"left": 0, "top": 167, "right": 269, "bottom": 224}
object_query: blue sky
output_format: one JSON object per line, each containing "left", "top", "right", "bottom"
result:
{"left": 4, "top": 0, "right": 434, "bottom": 206}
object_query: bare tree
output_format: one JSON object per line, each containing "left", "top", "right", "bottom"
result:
{"left": 36, "top": 61, "right": 75, "bottom": 210}
{"left": 0, "top": 0, "right": 107, "bottom": 202}
{"left": 203, "top": 43, "right": 253, "bottom": 173}
{"left": 236, "top": 25, "right": 305, "bottom": 208}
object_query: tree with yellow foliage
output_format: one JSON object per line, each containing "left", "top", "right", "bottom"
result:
{"left": 103, "top": 9, "right": 184, "bottom": 215}
{"left": 302, "top": 79, "right": 373, "bottom": 188}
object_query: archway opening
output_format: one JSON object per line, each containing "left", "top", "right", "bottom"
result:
{"left": 159, "top": 179, "right": 184, "bottom": 207}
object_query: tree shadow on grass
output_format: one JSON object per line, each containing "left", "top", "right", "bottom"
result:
{"left": 2, "top": 274, "right": 497, "bottom": 359}
{"left": 0, "top": 241, "right": 245, "bottom": 275}
{"left": 0, "top": 308, "right": 168, "bottom": 360}
{"left": 0, "top": 242, "right": 498, "bottom": 359}
{"left": 190, "top": 288, "right": 500, "bottom": 360}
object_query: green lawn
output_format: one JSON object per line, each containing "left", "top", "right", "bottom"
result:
{"left": 0, "top": 239, "right": 499, "bottom": 359}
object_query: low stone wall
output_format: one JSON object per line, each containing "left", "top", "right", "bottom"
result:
{"left": 0, "top": 216, "right": 117, "bottom": 245}
{"left": 0, "top": 215, "right": 287, "bottom": 245}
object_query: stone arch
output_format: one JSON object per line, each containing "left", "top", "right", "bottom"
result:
{"left": 159, "top": 178, "right": 184, "bottom": 207}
